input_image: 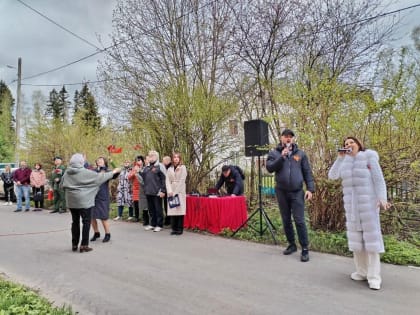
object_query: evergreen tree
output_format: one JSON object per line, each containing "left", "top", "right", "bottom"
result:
{"left": 44, "top": 86, "right": 70, "bottom": 122}
{"left": 45, "top": 88, "right": 61, "bottom": 120}
{"left": 73, "top": 84, "right": 101, "bottom": 129}
{"left": 73, "top": 90, "right": 81, "bottom": 114}
{"left": 0, "top": 81, "right": 15, "bottom": 161}
{"left": 58, "top": 85, "right": 71, "bottom": 122}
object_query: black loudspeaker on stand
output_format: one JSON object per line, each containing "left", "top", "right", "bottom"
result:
{"left": 244, "top": 119, "right": 269, "bottom": 157}
{"left": 232, "top": 120, "right": 277, "bottom": 244}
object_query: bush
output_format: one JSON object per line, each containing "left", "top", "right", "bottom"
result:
{"left": 0, "top": 278, "right": 73, "bottom": 315}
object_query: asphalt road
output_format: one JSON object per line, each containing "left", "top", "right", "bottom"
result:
{"left": 0, "top": 204, "right": 419, "bottom": 315}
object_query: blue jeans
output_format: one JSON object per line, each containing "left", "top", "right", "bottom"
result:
{"left": 16, "top": 185, "right": 31, "bottom": 210}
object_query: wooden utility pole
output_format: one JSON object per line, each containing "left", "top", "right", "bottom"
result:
{"left": 15, "top": 57, "right": 22, "bottom": 165}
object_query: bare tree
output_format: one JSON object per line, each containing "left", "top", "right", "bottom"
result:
{"left": 98, "top": 0, "right": 239, "bottom": 190}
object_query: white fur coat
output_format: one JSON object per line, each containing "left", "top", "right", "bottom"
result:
{"left": 328, "top": 150, "right": 387, "bottom": 253}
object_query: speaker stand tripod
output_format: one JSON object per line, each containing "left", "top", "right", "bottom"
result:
{"left": 232, "top": 155, "right": 277, "bottom": 244}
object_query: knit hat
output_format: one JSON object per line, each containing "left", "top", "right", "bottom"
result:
{"left": 69, "top": 153, "right": 84, "bottom": 166}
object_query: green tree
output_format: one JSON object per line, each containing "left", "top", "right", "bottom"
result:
{"left": 73, "top": 84, "right": 101, "bottom": 130}
{"left": 45, "top": 88, "right": 62, "bottom": 120}
{"left": 58, "top": 86, "right": 71, "bottom": 122}
{"left": 367, "top": 48, "right": 420, "bottom": 201}
{"left": 99, "top": 0, "right": 237, "bottom": 190}
{"left": 0, "top": 81, "right": 15, "bottom": 161}
{"left": 134, "top": 79, "right": 237, "bottom": 191}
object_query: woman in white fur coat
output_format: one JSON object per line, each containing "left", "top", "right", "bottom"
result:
{"left": 328, "top": 136, "right": 390, "bottom": 290}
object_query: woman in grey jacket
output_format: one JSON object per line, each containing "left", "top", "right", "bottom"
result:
{"left": 61, "top": 153, "right": 120, "bottom": 253}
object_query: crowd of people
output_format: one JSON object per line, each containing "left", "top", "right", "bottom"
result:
{"left": 1, "top": 130, "right": 390, "bottom": 290}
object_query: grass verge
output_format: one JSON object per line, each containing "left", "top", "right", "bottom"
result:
{"left": 218, "top": 203, "right": 420, "bottom": 266}
{"left": 0, "top": 277, "right": 73, "bottom": 314}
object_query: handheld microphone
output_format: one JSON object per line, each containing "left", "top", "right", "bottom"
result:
{"left": 338, "top": 148, "right": 352, "bottom": 153}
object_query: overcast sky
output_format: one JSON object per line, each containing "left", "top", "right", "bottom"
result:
{"left": 0, "top": 0, "right": 116, "bottom": 110}
{"left": 1, "top": 0, "right": 420, "bottom": 114}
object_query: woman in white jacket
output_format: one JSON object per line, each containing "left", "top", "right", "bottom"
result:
{"left": 165, "top": 152, "right": 187, "bottom": 235}
{"left": 328, "top": 137, "right": 390, "bottom": 290}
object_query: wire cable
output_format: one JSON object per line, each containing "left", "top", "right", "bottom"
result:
{"left": 16, "top": 0, "right": 101, "bottom": 51}
{"left": 19, "top": 0, "right": 217, "bottom": 82}
{"left": 17, "top": 2, "right": 420, "bottom": 85}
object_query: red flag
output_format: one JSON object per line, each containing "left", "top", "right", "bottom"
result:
{"left": 107, "top": 145, "right": 122, "bottom": 154}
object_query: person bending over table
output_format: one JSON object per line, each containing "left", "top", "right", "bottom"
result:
{"left": 215, "top": 165, "right": 244, "bottom": 196}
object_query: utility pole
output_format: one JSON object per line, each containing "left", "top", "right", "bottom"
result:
{"left": 15, "top": 57, "right": 22, "bottom": 166}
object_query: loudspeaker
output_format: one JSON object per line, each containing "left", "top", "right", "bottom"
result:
{"left": 244, "top": 119, "right": 269, "bottom": 156}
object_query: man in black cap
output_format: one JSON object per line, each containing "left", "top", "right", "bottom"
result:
{"left": 215, "top": 165, "right": 244, "bottom": 196}
{"left": 50, "top": 156, "right": 66, "bottom": 213}
{"left": 266, "top": 129, "right": 315, "bottom": 262}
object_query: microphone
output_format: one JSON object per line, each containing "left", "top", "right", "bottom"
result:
{"left": 338, "top": 148, "right": 352, "bottom": 153}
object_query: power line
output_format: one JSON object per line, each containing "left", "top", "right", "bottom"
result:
{"left": 16, "top": 0, "right": 101, "bottom": 51}
{"left": 19, "top": 0, "right": 217, "bottom": 83}
{"left": 21, "top": 77, "right": 122, "bottom": 87}
{"left": 19, "top": 50, "right": 102, "bottom": 82}
{"left": 18, "top": 1, "right": 420, "bottom": 86}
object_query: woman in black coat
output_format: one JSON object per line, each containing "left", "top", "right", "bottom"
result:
{"left": 90, "top": 157, "right": 118, "bottom": 243}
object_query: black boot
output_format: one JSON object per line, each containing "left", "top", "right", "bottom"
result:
{"left": 90, "top": 232, "right": 100, "bottom": 241}
{"left": 103, "top": 233, "right": 111, "bottom": 243}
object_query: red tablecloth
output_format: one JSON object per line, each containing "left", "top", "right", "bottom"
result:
{"left": 185, "top": 196, "right": 248, "bottom": 234}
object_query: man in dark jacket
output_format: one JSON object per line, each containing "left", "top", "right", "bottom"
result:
{"left": 50, "top": 156, "right": 66, "bottom": 213}
{"left": 266, "top": 129, "right": 315, "bottom": 262}
{"left": 141, "top": 150, "right": 166, "bottom": 232}
{"left": 13, "top": 160, "right": 32, "bottom": 212}
{"left": 215, "top": 165, "right": 244, "bottom": 196}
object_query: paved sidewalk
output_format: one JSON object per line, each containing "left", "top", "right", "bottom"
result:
{"left": 0, "top": 204, "right": 419, "bottom": 315}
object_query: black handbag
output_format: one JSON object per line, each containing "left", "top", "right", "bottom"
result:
{"left": 168, "top": 194, "right": 181, "bottom": 208}
{"left": 33, "top": 191, "right": 43, "bottom": 202}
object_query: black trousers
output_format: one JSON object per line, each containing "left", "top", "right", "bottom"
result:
{"left": 142, "top": 209, "right": 149, "bottom": 226}
{"left": 146, "top": 195, "right": 163, "bottom": 228}
{"left": 3, "top": 183, "right": 15, "bottom": 202}
{"left": 171, "top": 215, "right": 184, "bottom": 233}
{"left": 275, "top": 188, "right": 309, "bottom": 248}
{"left": 32, "top": 186, "right": 45, "bottom": 208}
{"left": 70, "top": 208, "right": 92, "bottom": 246}
{"left": 133, "top": 200, "right": 140, "bottom": 219}
{"left": 163, "top": 196, "right": 170, "bottom": 225}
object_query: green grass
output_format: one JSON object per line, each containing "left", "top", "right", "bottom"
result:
{"left": 0, "top": 277, "right": 73, "bottom": 315}
{"left": 221, "top": 202, "right": 420, "bottom": 266}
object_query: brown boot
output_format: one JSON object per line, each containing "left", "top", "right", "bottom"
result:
{"left": 79, "top": 246, "right": 93, "bottom": 253}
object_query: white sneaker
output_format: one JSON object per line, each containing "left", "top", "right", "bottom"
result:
{"left": 369, "top": 281, "right": 381, "bottom": 290}
{"left": 144, "top": 225, "right": 154, "bottom": 231}
{"left": 127, "top": 216, "right": 134, "bottom": 221}
{"left": 113, "top": 216, "right": 121, "bottom": 221}
{"left": 3, "top": 202, "right": 8, "bottom": 205}
{"left": 350, "top": 272, "right": 367, "bottom": 281}
{"left": 8, "top": 202, "right": 13, "bottom": 205}
{"left": 153, "top": 226, "right": 162, "bottom": 232}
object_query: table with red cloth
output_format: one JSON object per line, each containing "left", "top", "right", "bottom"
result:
{"left": 184, "top": 195, "right": 248, "bottom": 234}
